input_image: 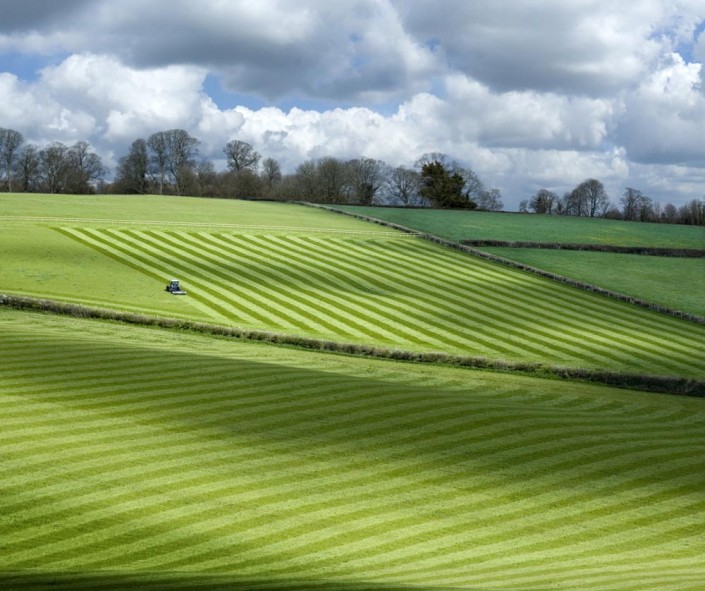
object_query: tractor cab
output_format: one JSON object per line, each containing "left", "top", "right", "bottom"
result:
{"left": 165, "top": 279, "right": 187, "bottom": 295}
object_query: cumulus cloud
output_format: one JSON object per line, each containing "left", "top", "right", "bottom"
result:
{"left": 0, "top": 1, "right": 704, "bottom": 208}
{"left": 617, "top": 54, "right": 705, "bottom": 166}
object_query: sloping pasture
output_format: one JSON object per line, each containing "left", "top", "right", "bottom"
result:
{"left": 335, "top": 206, "right": 705, "bottom": 249}
{"left": 1, "top": 309, "right": 704, "bottom": 590}
{"left": 481, "top": 247, "right": 705, "bottom": 318}
{"left": 333, "top": 206, "right": 705, "bottom": 317}
{"left": 56, "top": 226, "right": 705, "bottom": 378}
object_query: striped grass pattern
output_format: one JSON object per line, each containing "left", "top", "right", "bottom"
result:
{"left": 57, "top": 227, "right": 705, "bottom": 378}
{"left": 1, "top": 310, "right": 705, "bottom": 590}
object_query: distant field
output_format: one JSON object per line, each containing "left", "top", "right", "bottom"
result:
{"left": 336, "top": 206, "right": 705, "bottom": 248}
{"left": 2, "top": 308, "right": 704, "bottom": 590}
{"left": 334, "top": 206, "right": 705, "bottom": 316}
{"left": 0, "top": 194, "right": 397, "bottom": 235}
{"left": 484, "top": 247, "right": 705, "bottom": 318}
{"left": 2, "top": 195, "right": 705, "bottom": 378}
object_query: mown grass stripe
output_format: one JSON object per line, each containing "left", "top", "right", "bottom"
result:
{"left": 56, "top": 227, "right": 236, "bottom": 324}
{"left": 379, "top": 236, "right": 705, "bottom": 359}
{"left": 354, "top": 237, "right": 705, "bottom": 374}
{"left": 231, "top": 233, "right": 534, "bottom": 357}
{"left": 95, "top": 227, "right": 290, "bottom": 329}
{"left": 160, "top": 230, "right": 410, "bottom": 345}
{"left": 136, "top": 229, "right": 367, "bottom": 339}
{"left": 294, "top": 234, "right": 635, "bottom": 367}
{"left": 3, "top": 306, "right": 705, "bottom": 588}
{"left": 198, "top": 231, "right": 443, "bottom": 348}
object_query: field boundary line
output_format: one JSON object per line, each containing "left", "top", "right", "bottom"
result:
{"left": 460, "top": 240, "right": 705, "bottom": 258}
{"left": 0, "top": 215, "right": 411, "bottom": 236}
{"left": 2, "top": 294, "right": 704, "bottom": 397}
{"left": 302, "top": 203, "right": 705, "bottom": 326}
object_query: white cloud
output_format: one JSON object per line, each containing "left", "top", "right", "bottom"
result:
{"left": 617, "top": 53, "right": 705, "bottom": 165}
{"left": 0, "top": 2, "right": 704, "bottom": 208}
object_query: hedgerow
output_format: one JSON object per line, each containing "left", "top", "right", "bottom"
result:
{"left": 2, "top": 294, "right": 703, "bottom": 397}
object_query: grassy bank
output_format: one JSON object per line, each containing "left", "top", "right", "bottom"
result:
{"left": 2, "top": 308, "right": 704, "bottom": 590}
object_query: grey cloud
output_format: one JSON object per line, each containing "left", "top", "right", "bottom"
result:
{"left": 396, "top": 1, "right": 660, "bottom": 96}
{"left": 0, "top": 0, "right": 93, "bottom": 32}
{"left": 0, "top": 0, "right": 439, "bottom": 104}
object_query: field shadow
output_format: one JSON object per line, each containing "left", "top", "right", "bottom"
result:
{"left": 0, "top": 572, "right": 471, "bottom": 591}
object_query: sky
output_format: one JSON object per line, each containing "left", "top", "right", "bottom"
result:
{"left": 1, "top": 0, "right": 705, "bottom": 210}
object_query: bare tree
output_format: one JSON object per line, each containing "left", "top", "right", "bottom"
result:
{"left": 347, "top": 157, "right": 386, "bottom": 205}
{"left": 224, "top": 140, "right": 261, "bottom": 172}
{"left": 0, "top": 127, "right": 23, "bottom": 192}
{"left": 294, "top": 160, "right": 318, "bottom": 201}
{"left": 387, "top": 166, "right": 422, "bottom": 205}
{"left": 116, "top": 138, "right": 149, "bottom": 194}
{"left": 583, "top": 179, "right": 609, "bottom": 217}
{"left": 147, "top": 132, "right": 169, "bottom": 195}
{"left": 196, "top": 159, "right": 217, "bottom": 197}
{"left": 148, "top": 129, "right": 200, "bottom": 195}
{"left": 39, "top": 142, "right": 70, "bottom": 194}
{"left": 620, "top": 187, "right": 642, "bottom": 221}
{"left": 456, "top": 167, "right": 485, "bottom": 203}
{"left": 567, "top": 179, "right": 609, "bottom": 217}
{"left": 476, "top": 188, "right": 504, "bottom": 211}
{"left": 662, "top": 202, "right": 679, "bottom": 224}
{"left": 15, "top": 144, "right": 40, "bottom": 192}
{"left": 260, "top": 157, "right": 282, "bottom": 189}
{"left": 66, "top": 141, "right": 107, "bottom": 193}
{"left": 317, "top": 157, "right": 349, "bottom": 203}
{"left": 529, "top": 189, "right": 557, "bottom": 214}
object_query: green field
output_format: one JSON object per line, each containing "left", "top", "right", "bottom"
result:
{"left": 483, "top": 247, "right": 705, "bottom": 318}
{"left": 0, "top": 194, "right": 397, "bottom": 233}
{"left": 334, "top": 206, "right": 705, "bottom": 316}
{"left": 2, "top": 196, "right": 705, "bottom": 377}
{"left": 335, "top": 206, "right": 705, "bottom": 248}
{"left": 2, "top": 194, "right": 705, "bottom": 590}
{"left": 2, "top": 308, "right": 705, "bottom": 590}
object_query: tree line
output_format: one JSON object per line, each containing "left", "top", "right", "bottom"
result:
{"left": 112, "top": 131, "right": 504, "bottom": 210}
{"left": 1, "top": 126, "right": 703, "bottom": 224}
{"left": 520, "top": 180, "right": 705, "bottom": 226}
{"left": 0, "top": 128, "right": 106, "bottom": 194}
{"left": 0, "top": 126, "right": 502, "bottom": 210}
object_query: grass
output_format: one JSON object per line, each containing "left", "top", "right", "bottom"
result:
{"left": 51, "top": 225, "right": 705, "bottom": 378}
{"left": 2, "top": 194, "right": 705, "bottom": 378}
{"left": 482, "top": 247, "right": 705, "bottom": 318}
{"left": 2, "top": 308, "right": 705, "bottom": 590}
{"left": 333, "top": 206, "right": 705, "bottom": 317}
{"left": 334, "top": 206, "right": 705, "bottom": 248}
{"left": 0, "top": 194, "right": 398, "bottom": 235}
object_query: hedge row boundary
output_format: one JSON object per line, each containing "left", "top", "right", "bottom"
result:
{"left": 303, "top": 203, "right": 705, "bottom": 326}
{"left": 460, "top": 240, "right": 705, "bottom": 257}
{"left": 2, "top": 294, "right": 703, "bottom": 398}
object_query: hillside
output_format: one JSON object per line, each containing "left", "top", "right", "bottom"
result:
{"left": 2, "top": 195, "right": 705, "bottom": 378}
{"left": 334, "top": 206, "right": 705, "bottom": 317}
{"left": 334, "top": 206, "right": 705, "bottom": 248}
{"left": 2, "top": 308, "right": 704, "bottom": 590}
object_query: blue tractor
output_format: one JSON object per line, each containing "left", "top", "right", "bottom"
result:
{"left": 165, "top": 279, "right": 187, "bottom": 295}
